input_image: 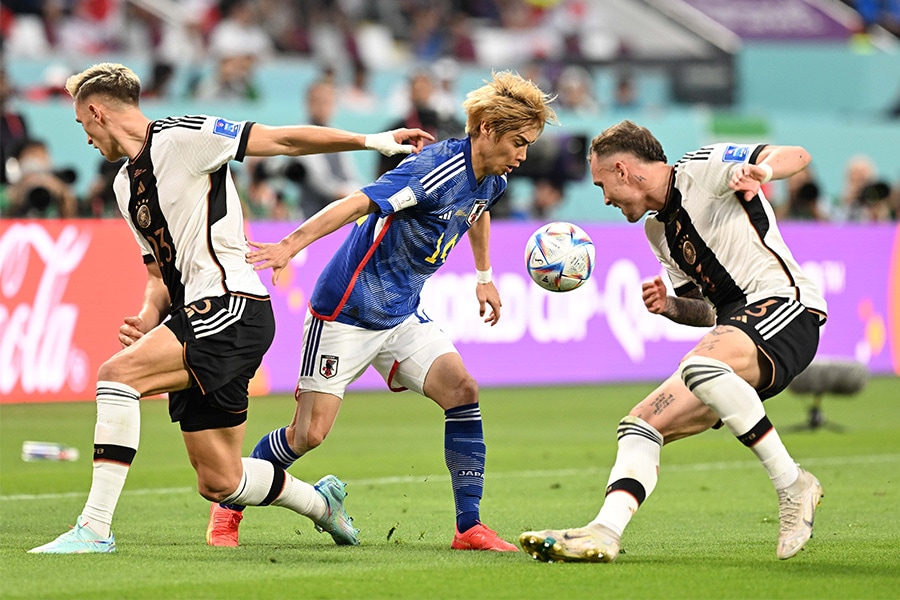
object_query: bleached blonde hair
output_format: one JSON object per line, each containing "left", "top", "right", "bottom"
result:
{"left": 462, "top": 71, "right": 557, "bottom": 139}
{"left": 65, "top": 62, "right": 141, "bottom": 106}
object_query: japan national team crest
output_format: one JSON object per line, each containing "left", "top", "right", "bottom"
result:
{"left": 467, "top": 199, "right": 489, "bottom": 225}
{"left": 319, "top": 355, "right": 339, "bottom": 379}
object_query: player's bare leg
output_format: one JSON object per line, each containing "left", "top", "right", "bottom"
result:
{"left": 522, "top": 377, "right": 715, "bottom": 562}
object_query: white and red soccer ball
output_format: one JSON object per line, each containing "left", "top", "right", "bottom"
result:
{"left": 524, "top": 221, "right": 595, "bottom": 292}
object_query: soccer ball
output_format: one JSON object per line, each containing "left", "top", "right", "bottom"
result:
{"left": 524, "top": 221, "right": 595, "bottom": 292}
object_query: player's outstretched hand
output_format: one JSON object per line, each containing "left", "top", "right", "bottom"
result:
{"left": 728, "top": 163, "right": 765, "bottom": 201}
{"left": 119, "top": 316, "right": 145, "bottom": 348}
{"left": 365, "top": 128, "right": 435, "bottom": 156}
{"left": 641, "top": 276, "right": 668, "bottom": 315}
{"left": 246, "top": 239, "right": 292, "bottom": 285}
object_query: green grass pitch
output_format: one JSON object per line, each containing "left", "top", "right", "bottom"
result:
{"left": 2, "top": 377, "right": 898, "bottom": 599}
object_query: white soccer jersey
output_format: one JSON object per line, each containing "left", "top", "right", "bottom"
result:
{"left": 644, "top": 143, "right": 827, "bottom": 321}
{"left": 112, "top": 115, "right": 267, "bottom": 312}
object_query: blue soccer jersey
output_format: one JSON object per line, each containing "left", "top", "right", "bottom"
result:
{"left": 309, "top": 137, "right": 506, "bottom": 329}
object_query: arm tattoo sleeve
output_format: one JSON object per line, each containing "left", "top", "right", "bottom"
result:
{"left": 662, "top": 288, "right": 716, "bottom": 327}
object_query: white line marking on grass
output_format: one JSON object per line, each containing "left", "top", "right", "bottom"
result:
{"left": 3, "top": 453, "right": 897, "bottom": 503}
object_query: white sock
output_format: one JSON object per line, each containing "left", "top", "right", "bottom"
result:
{"left": 81, "top": 381, "right": 141, "bottom": 538}
{"left": 590, "top": 416, "right": 663, "bottom": 537}
{"left": 221, "top": 458, "right": 326, "bottom": 520}
{"left": 679, "top": 356, "right": 799, "bottom": 490}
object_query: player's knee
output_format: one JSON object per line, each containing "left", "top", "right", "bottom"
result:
{"left": 96, "top": 356, "right": 126, "bottom": 385}
{"left": 196, "top": 471, "right": 241, "bottom": 503}
{"left": 293, "top": 422, "right": 329, "bottom": 452}
{"left": 677, "top": 355, "right": 734, "bottom": 391}
{"left": 450, "top": 373, "right": 478, "bottom": 407}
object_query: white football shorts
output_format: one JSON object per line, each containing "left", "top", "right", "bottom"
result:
{"left": 296, "top": 310, "right": 458, "bottom": 398}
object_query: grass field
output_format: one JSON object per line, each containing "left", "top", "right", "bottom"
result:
{"left": 2, "top": 377, "right": 899, "bottom": 599}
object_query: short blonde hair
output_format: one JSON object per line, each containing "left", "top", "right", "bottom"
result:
{"left": 65, "top": 62, "right": 141, "bottom": 105}
{"left": 463, "top": 71, "right": 557, "bottom": 139}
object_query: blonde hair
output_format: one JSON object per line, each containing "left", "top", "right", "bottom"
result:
{"left": 462, "top": 71, "right": 557, "bottom": 139}
{"left": 65, "top": 62, "right": 141, "bottom": 105}
{"left": 588, "top": 120, "right": 667, "bottom": 164}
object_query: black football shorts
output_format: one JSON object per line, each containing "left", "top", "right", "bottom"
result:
{"left": 164, "top": 294, "right": 275, "bottom": 432}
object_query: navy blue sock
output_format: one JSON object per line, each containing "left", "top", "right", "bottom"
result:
{"left": 222, "top": 427, "right": 300, "bottom": 512}
{"left": 444, "top": 403, "right": 485, "bottom": 533}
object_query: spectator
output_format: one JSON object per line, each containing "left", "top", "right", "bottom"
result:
{"left": 408, "top": 3, "right": 446, "bottom": 61}
{"left": 193, "top": 50, "right": 261, "bottom": 101}
{"left": 506, "top": 176, "right": 567, "bottom": 221}
{"left": 613, "top": 74, "right": 639, "bottom": 111}
{"left": 777, "top": 167, "right": 828, "bottom": 221}
{"left": 1, "top": 67, "right": 30, "bottom": 185}
{"left": 858, "top": 180, "right": 895, "bottom": 221}
{"left": 555, "top": 65, "right": 601, "bottom": 115}
{"left": 207, "top": 0, "right": 273, "bottom": 62}
{"left": 339, "top": 61, "right": 379, "bottom": 113}
{"left": 431, "top": 57, "right": 463, "bottom": 122}
{"left": 447, "top": 10, "right": 478, "bottom": 62}
{"left": 832, "top": 154, "right": 877, "bottom": 222}
{"left": 293, "top": 79, "right": 364, "bottom": 219}
{"left": 378, "top": 67, "right": 465, "bottom": 176}
{"left": 55, "top": 0, "right": 124, "bottom": 55}
{"left": 4, "top": 138, "right": 78, "bottom": 218}
{"left": 193, "top": 0, "right": 272, "bottom": 100}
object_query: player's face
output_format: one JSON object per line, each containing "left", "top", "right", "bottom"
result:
{"left": 589, "top": 153, "right": 646, "bottom": 223}
{"left": 474, "top": 124, "right": 539, "bottom": 179}
{"left": 74, "top": 100, "right": 120, "bottom": 161}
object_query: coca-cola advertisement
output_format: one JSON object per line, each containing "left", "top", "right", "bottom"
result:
{"left": 0, "top": 220, "right": 144, "bottom": 403}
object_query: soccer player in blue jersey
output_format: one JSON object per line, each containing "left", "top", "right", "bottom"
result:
{"left": 207, "top": 71, "right": 558, "bottom": 551}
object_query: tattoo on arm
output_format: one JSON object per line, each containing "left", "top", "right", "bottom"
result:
{"left": 662, "top": 289, "right": 716, "bottom": 327}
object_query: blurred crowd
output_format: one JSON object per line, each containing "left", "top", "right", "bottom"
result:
{"left": 773, "top": 155, "right": 900, "bottom": 223}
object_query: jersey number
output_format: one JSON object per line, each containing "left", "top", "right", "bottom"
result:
{"left": 425, "top": 232, "right": 459, "bottom": 265}
{"left": 147, "top": 227, "right": 173, "bottom": 265}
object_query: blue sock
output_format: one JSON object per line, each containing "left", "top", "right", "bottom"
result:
{"left": 444, "top": 403, "right": 485, "bottom": 533}
{"left": 222, "top": 427, "right": 300, "bottom": 512}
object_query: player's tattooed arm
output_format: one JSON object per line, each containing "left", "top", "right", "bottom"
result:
{"left": 642, "top": 277, "right": 715, "bottom": 327}
{"left": 661, "top": 287, "right": 716, "bottom": 327}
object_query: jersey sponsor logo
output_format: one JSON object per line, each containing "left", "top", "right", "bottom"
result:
{"left": 319, "top": 354, "right": 339, "bottom": 379}
{"left": 213, "top": 118, "right": 240, "bottom": 138}
{"left": 467, "top": 199, "right": 489, "bottom": 225}
{"left": 722, "top": 145, "right": 750, "bottom": 162}
{"left": 387, "top": 186, "right": 418, "bottom": 212}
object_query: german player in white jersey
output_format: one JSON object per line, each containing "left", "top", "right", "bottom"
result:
{"left": 29, "top": 62, "right": 433, "bottom": 554}
{"left": 208, "top": 71, "right": 558, "bottom": 552}
{"left": 520, "top": 120, "right": 827, "bottom": 562}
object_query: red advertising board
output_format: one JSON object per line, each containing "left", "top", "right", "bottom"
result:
{"left": 0, "top": 220, "right": 145, "bottom": 403}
